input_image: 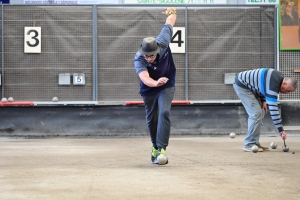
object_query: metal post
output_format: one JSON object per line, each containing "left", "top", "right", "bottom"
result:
{"left": 93, "top": 5, "right": 98, "bottom": 101}
{"left": 1, "top": 5, "right": 4, "bottom": 98}
{"left": 275, "top": 5, "right": 278, "bottom": 70}
{"left": 185, "top": 6, "right": 188, "bottom": 101}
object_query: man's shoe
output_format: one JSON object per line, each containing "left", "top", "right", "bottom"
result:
{"left": 243, "top": 147, "right": 252, "bottom": 152}
{"left": 151, "top": 146, "right": 158, "bottom": 164}
{"left": 258, "top": 145, "right": 269, "bottom": 151}
{"left": 243, "top": 147, "right": 263, "bottom": 152}
{"left": 257, "top": 147, "right": 263, "bottom": 152}
{"left": 157, "top": 149, "right": 168, "bottom": 165}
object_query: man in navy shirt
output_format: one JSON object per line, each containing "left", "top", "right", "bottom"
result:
{"left": 134, "top": 7, "right": 177, "bottom": 165}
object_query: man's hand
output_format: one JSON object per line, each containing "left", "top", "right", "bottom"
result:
{"left": 162, "top": 7, "right": 177, "bottom": 27}
{"left": 280, "top": 131, "right": 287, "bottom": 140}
{"left": 261, "top": 102, "right": 267, "bottom": 114}
{"left": 155, "top": 77, "right": 169, "bottom": 87}
{"left": 162, "top": 7, "right": 176, "bottom": 16}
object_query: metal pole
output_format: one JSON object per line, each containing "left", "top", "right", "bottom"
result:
{"left": 93, "top": 5, "right": 98, "bottom": 101}
{"left": 275, "top": 5, "right": 278, "bottom": 70}
{"left": 185, "top": 6, "right": 188, "bottom": 101}
{"left": 1, "top": 5, "right": 4, "bottom": 98}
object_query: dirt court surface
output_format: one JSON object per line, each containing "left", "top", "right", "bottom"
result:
{"left": 1, "top": 136, "right": 300, "bottom": 200}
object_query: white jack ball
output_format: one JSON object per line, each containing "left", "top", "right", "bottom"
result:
{"left": 229, "top": 132, "right": 236, "bottom": 139}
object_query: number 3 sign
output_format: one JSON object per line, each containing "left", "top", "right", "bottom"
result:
{"left": 24, "top": 27, "right": 41, "bottom": 53}
{"left": 170, "top": 27, "right": 185, "bottom": 53}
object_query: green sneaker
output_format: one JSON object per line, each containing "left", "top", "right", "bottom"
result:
{"left": 151, "top": 146, "right": 158, "bottom": 164}
{"left": 157, "top": 149, "right": 168, "bottom": 165}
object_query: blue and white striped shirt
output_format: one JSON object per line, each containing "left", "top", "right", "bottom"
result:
{"left": 235, "top": 68, "right": 284, "bottom": 132}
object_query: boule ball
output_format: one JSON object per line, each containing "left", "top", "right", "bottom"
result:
{"left": 157, "top": 154, "right": 168, "bottom": 165}
{"left": 1, "top": 97, "right": 7, "bottom": 103}
{"left": 282, "top": 145, "right": 289, "bottom": 152}
{"left": 229, "top": 132, "right": 236, "bottom": 139}
{"left": 8, "top": 97, "right": 14, "bottom": 102}
{"left": 270, "top": 142, "right": 277, "bottom": 149}
{"left": 252, "top": 145, "right": 259, "bottom": 153}
{"left": 52, "top": 97, "right": 58, "bottom": 102}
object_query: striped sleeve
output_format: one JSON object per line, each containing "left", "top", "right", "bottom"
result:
{"left": 267, "top": 101, "right": 283, "bottom": 132}
{"left": 237, "top": 68, "right": 283, "bottom": 132}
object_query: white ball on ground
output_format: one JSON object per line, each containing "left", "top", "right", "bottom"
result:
{"left": 270, "top": 142, "right": 277, "bottom": 149}
{"left": 52, "top": 97, "right": 58, "bottom": 102}
{"left": 1, "top": 97, "right": 7, "bottom": 102}
{"left": 252, "top": 145, "right": 259, "bottom": 153}
{"left": 229, "top": 132, "right": 236, "bottom": 139}
{"left": 8, "top": 97, "right": 14, "bottom": 102}
{"left": 157, "top": 154, "right": 168, "bottom": 165}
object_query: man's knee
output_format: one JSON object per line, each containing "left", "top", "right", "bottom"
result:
{"left": 159, "top": 109, "right": 170, "bottom": 118}
{"left": 249, "top": 109, "right": 264, "bottom": 121}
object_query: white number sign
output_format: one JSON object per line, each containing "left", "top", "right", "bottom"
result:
{"left": 170, "top": 27, "right": 185, "bottom": 53}
{"left": 24, "top": 27, "right": 41, "bottom": 53}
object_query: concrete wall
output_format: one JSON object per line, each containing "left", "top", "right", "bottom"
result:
{"left": 1, "top": 102, "right": 299, "bottom": 137}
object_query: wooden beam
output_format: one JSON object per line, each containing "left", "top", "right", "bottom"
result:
{"left": 294, "top": 69, "right": 300, "bottom": 73}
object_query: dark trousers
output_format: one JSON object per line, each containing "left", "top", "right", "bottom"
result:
{"left": 142, "top": 87, "right": 175, "bottom": 151}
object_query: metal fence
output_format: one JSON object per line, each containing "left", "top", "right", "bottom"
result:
{"left": 279, "top": 50, "right": 300, "bottom": 100}
{"left": 0, "top": 5, "right": 281, "bottom": 103}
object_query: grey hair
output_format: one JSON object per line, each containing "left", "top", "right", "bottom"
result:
{"left": 285, "top": 77, "right": 298, "bottom": 89}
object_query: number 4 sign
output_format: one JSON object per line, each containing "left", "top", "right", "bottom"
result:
{"left": 24, "top": 27, "right": 41, "bottom": 53}
{"left": 170, "top": 27, "right": 185, "bottom": 53}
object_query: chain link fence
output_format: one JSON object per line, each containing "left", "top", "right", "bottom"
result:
{"left": 0, "top": 5, "right": 284, "bottom": 103}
